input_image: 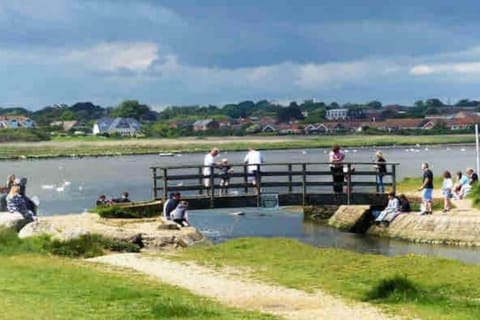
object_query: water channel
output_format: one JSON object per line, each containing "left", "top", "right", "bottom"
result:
{"left": 1, "top": 144, "right": 478, "bottom": 263}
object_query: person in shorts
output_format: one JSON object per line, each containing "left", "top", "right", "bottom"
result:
{"left": 418, "top": 162, "right": 433, "bottom": 215}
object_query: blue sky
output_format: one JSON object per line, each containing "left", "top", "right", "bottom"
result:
{"left": 2, "top": 0, "right": 480, "bottom": 110}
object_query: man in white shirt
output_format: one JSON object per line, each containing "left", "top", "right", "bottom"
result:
{"left": 203, "top": 147, "right": 219, "bottom": 192}
{"left": 244, "top": 147, "right": 264, "bottom": 187}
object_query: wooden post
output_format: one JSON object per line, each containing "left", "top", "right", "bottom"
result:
{"left": 288, "top": 164, "right": 292, "bottom": 193}
{"left": 392, "top": 164, "right": 397, "bottom": 194}
{"left": 346, "top": 163, "right": 351, "bottom": 205}
{"left": 152, "top": 168, "right": 158, "bottom": 200}
{"left": 198, "top": 167, "right": 203, "bottom": 195}
{"left": 209, "top": 166, "right": 215, "bottom": 208}
{"left": 162, "top": 168, "right": 168, "bottom": 202}
{"left": 243, "top": 164, "right": 248, "bottom": 194}
{"left": 302, "top": 163, "right": 306, "bottom": 206}
{"left": 256, "top": 164, "right": 261, "bottom": 206}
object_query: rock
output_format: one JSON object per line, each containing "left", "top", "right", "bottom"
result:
{"left": 328, "top": 205, "right": 371, "bottom": 231}
{"left": 18, "top": 220, "right": 61, "bottom": 239}
{"left": 53, "top": 228, "right": 91, "bottom": 242}
{"left": 157, "top": 220, "right": 181, "bottom": 230}
{"left": 0, "top": 212, "right": 28, "bottom": 231}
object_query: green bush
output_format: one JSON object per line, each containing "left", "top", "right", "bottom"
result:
{"left": 0, "top": 228, "right": 140, "bottom": 258}
{"left": 93, "top": 202, "right": 162, "bottom": 218}
{"left": 45, "top": 234, "right": 140, "bottom": 258}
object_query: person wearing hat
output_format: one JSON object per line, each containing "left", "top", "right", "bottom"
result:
{"left": 163, "top": 192, "right": 180, "bottom": 220}
{"left": 374, "top": 151, "right": 387, "bottom": 193}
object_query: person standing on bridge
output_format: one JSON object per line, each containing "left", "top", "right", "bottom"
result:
{"left": 374, "top": 151, "right": 387, "bottom": 193}
{"left": 244, "top": 147, "right": 264, "bottom": 189}
{"left": 203, "top": 147, "right": 219, "bottom": 195}
{"left": 329, "top": 144, "right": 345, "bottom": 193}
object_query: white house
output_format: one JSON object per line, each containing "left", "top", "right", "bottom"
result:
{"left": 93, "top": 117, "right": 141, "bottom": 136}
{"left": 326, "top": 108, "right": 348, "bottom": 121}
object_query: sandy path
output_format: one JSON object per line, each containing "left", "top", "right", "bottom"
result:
{"left": 90, "top": 253, "right": 401, "bottom": 320}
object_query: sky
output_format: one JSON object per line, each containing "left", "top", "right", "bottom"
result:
{"left": 2, "top": 0, "right": 480, "bottom": 110}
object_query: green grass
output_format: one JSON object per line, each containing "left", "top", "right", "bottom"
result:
{"left": 0, "top": 255, "right": 276, "bottom": 320}
{"left": 0, "top": 134, "right": 475, "bottom": 159}
{"left": 0, "top": 229, "right": 275, "bottom": 319}
{"left": 178, "top": 238, "right": 480, "bottom": 320}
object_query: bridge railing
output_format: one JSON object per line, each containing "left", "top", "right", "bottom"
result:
{"left": 151, "top": 161, "right": 399, "bottom": 206}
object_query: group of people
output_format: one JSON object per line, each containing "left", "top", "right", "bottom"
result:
{"left": 203, "top": 147, "right": 264, "bottom": 195}
{"left": 95, "top": 192, "right": 130, "bottom": 206}
{"left": 328, "top": 145, "right": 388, "bottom": 194}
{"left": 440, "top": 167, "right": 478, "bottom": 213}
{"left": 162, "top": 192, "right": 189, "bottom": 227}
{"left": 373, "top": 192, "right": 411, "bottom": 226}
{"left": 0, "top": 174, "right": 36, "bottom": 221}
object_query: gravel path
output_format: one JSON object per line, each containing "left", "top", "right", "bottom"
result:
{"left": 90, "top": 253, "right": 401, "bottom": 320}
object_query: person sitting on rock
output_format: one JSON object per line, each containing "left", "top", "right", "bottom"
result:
{"left": 163, "top": 192, "right": 180, "bottom": 220}
{"left": 374, "top": 192, "right": 399, "bottom": 226}
{"left": 171, "top": 200, "right": 190, "bottom": 227}
{"left": 112, "top": 192, "right": 131, "bottom": 203}
{"left": 398, "top": 194, "right": 411, "bottom": 213}
{"left": 6, "top": 184, "right": 35, "bottom": 221}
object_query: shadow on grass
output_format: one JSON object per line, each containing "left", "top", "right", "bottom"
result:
{"left": 364, "top": 274, "right": 421, "bottom": 302}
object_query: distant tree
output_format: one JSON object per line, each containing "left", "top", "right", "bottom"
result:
{"left": 455, "top": 99, "right": 479, "bottom": 107}
{"left": 277, "top": 102, "right": 304, "bottom": 122}
{"left": 366, "top": 100, "right": 382, "bottom": 109}
{"left": 414, "top": 100, "right": 425, "bottom": 108}
{"left": 329, "top": 102, "right": 340, "bottom": 109}
{"left": 425, "top": 98, "right": 444, "bottom": 107}
{"left": 110, "top": 100, "right": 155, "bottom": 121}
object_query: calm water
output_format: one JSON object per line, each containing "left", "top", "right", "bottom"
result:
{"left": 0, "top": 144, "right": 478, "bottom": 263}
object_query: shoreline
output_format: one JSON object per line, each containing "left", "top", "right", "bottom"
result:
{"left": 0, "top": 134, "right": 476, "bottom": 160}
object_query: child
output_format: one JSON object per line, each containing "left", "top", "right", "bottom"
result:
{"left": 219, "top": 158, "right": 234, "bottom": 195}
{"left": 171, "top": 200, "right": 190, "bottom": 227}
{"left": 442, "top": 170, "right": 453, "bottom": 213}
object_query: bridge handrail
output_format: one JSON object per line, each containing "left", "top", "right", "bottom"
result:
{"left": 151, "top": 161, "right": 399, "bottom": 207}
{"left": 150, "top": 161, "right": 400, "bottom": 170}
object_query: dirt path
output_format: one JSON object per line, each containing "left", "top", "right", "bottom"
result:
{"left": 90, "top": 253, "right": 401, "bottom": 320}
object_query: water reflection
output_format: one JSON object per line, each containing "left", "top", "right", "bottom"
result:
{"left": 189, "top": 207, "right": 480, "bottom": 265}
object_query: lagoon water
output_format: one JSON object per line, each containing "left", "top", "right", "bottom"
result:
{"left": 1, "top": 144, "right": 478, "bottom": 263}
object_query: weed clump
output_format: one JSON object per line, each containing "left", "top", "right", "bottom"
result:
{"left": 365, "top": 274, "right": 420, "bottom": 302}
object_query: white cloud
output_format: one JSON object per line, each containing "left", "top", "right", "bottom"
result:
{"left": 410, "top": 62, "right": 480, "bottom": 76}
{"left": 65, "top": 42, "right": 159, "bottom": 72}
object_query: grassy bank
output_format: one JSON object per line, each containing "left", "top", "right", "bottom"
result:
{"left": 0, "top": 134, "right": 474, "bottom": 159}
{"left": 178, "top": 238, "right": 480, "bottom": 320}
{"left": 0, "top": 229, "right": 275, "bottom": 320}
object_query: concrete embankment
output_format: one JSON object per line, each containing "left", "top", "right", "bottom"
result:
{"left": 367, "top": 212, "right": 480, "bottom": 246}
{"left": 1, "top": 212, "right": 206, "bottom": 249}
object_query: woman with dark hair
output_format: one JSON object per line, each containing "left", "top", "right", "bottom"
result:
{"left": 329, "top": 144, "right": 345, "bottom": 193}
{"left": 374, "top": 151, "right": 387, "bottom": 193}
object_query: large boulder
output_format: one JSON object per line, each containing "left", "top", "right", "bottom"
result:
{"left": 18, "top": 220, "right": 61, "bottom": 239}
{"left": 0, "top": 212, "right": 29, "bottom": 231}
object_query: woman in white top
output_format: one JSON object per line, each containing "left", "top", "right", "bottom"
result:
{"left": 442, "top": 170, "right": 453, "bottom": 212}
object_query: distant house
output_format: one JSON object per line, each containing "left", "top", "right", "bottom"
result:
{"left": 50, "top": 120, "right": 78, "bottom": 131}
{"left": 326, "top": 108, "right": 348, "bottom": 121}
{"left": 192, "top": 119, "right": 219, "bottom": 132}
{"left": 92, "top": 117, "right": 141, "bottom": 136}
{"left": 0, "top": 115, "right": 36, "bottom": 128}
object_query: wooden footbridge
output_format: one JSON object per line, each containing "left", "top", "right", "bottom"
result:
{"left": 151, "top": 161, "right": 399, "bottom": 210}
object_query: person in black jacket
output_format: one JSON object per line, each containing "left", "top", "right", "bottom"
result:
{"left": 375, "top": 151, "right": 387, "bottom": 193}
